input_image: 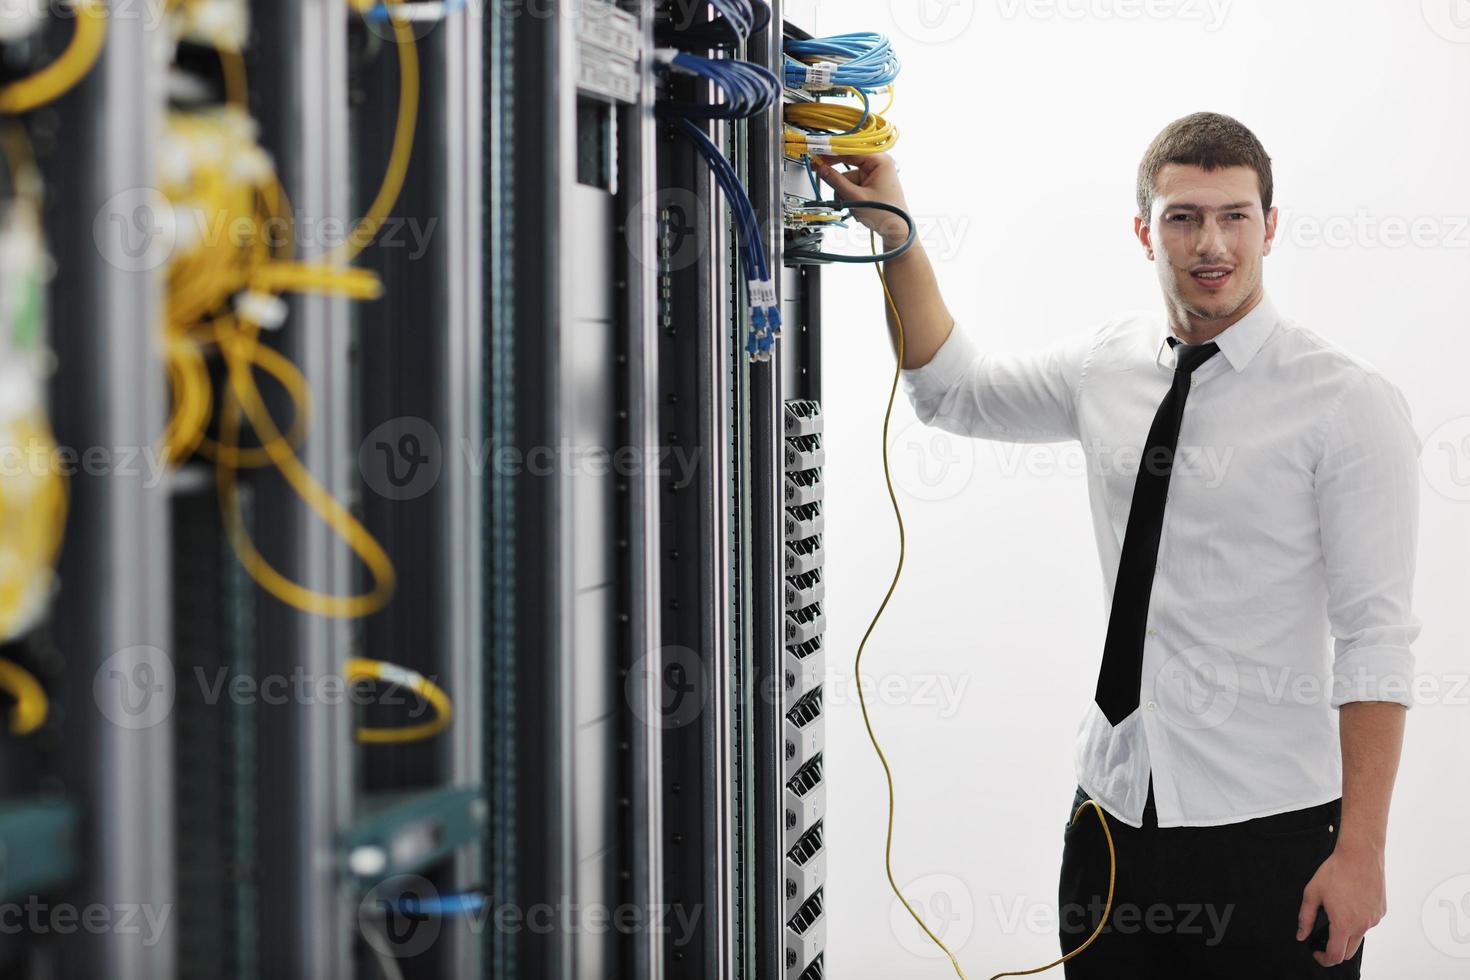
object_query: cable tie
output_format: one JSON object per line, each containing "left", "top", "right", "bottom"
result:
{"left": 233, "top": 290, "right": 289, "bottom": 330}
{"left": 801, "top": 61, "right": 838, "bottom": 89}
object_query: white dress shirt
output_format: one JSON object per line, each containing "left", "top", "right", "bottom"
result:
{"left": 899, "top": 292, "right": 1422, "bottom": 828}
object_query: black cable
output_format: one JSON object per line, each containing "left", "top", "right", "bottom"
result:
{"left": 784, "top": 200, "right": 916, "bottom": 265}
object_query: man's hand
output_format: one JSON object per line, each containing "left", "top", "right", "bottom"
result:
{"left": 812, "top": 153, "right": 912, "bottom": 249}
{"left": 1296, "top": 839, "right": 1387, "bottom": 967}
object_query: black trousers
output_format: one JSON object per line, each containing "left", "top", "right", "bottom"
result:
{"left": 1058, "top": 778, "right": 1363, "bottom": 978}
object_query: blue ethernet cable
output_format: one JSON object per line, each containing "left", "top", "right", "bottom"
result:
{"left": 783, "top": 31, "right": 900, "bottom": 92}
{"left": 655, "top": 49, "right": 782, "bottom": 121}
{"left": 666, "top": 116, "right": 782, "bottom": 359}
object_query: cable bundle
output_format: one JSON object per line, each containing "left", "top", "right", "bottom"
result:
{"left": 783, "top": 94, "right": 898, "bottom": 160}
{"left": 656, "top": 0, "right": 771, "bottom": 48}
{"left": 783, "top": 31, "right": 899, "bottom": 92}
{"left": 669, "top": 117, "right": 780, "bottom": 359}
{"left": 655, "top": 48, "right": 781, "bottom": 359}
{"left": 655, "top": 49, "right": 781, "bottom": 120}
{"left": 160, "top": 0, "right": 421, "bottom": 624}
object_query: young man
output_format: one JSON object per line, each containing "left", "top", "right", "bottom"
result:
{"left": 814, "top": 112, "right": 1420, "bottom": 976}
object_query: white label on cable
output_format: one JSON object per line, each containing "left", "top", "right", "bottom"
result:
{"left": 805, "top": 134, "right": 833, "bottom": 154}
{"left": 803, "top": 61, "right": 837, "bottom": 88}
{"left": 748, "top": 279, "right": 778, "bottom": 307}
{"left": 377, "top": 664, "right": 423, "bottom": 690}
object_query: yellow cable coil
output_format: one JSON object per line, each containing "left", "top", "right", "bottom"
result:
{"left": 345, "top": 657, "right": 452, "bottom": 744}
{"left": 158, "top": 0, "right": 420, "bottom": 620}
{"left": 0, "top": 410, "right": 67, "bottom": 643}
{"left": 0, "top": 0, "right": 108, "bottom": 115}
{"left": 0, "top": 658, "right": 48, "bottom": 735}
{"left": 784, "top": 90, "right": 899, "bottom": 160}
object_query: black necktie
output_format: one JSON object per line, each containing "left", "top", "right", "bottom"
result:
{"left": 1093, "top": 336, "right": 1221, "bottom": 726}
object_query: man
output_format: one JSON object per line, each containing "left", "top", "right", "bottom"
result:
{"left": 813, "top": 111, "right": 1421, "bottom": 976}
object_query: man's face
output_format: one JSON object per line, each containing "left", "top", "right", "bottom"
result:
{"left": 1135, "top": 163, "right": 1277, "bottom": 327}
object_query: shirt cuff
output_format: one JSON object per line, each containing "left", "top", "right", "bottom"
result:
{"left": 899, "top": 321, "right": 980, "bottom": 404}
{"left": 1331, "top": 645, "right": 1416, "bottom": 709}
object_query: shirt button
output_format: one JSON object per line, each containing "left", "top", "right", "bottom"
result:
{"left": 1190, "top": 376, "right": 1198, "bottom": 387}
{"left": 1146, "top": 628, "right": 1158, "bottom": 636}
{"left": 1146, "top": 700, "right": 1157, "bottom": 711}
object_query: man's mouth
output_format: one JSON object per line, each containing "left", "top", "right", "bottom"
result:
{"left": 1190, "top": 266, "right": 1233, "bottom": 290}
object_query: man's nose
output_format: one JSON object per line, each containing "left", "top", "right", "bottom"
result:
{"left": 1196, "top": 216, "right": 1228, "bottom": 258}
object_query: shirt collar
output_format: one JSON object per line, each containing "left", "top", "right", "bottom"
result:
{"left": 1155, "top": 292, "right": 1280, "bottom": 373}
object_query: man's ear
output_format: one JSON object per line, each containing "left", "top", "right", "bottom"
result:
{"left": 1135, "top": 214, "right": 1154, "bottom": 261}
{"left": 1262, "top": 205, "right": 1278, "bottom": 257}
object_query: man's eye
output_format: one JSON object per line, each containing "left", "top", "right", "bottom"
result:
{"left": 1228, "top": 213, "right": 1247, "bottom": 220}
{"left": 1166, "top": 214, "right": 1194, "bottom": 222}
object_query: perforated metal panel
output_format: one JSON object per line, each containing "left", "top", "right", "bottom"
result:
{"left": 780, "top": 401, "right": 826, "bottom": 978}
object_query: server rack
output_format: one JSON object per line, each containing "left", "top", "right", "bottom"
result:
{"left": 4, "top": 1, "right": 825, "bottom": 976}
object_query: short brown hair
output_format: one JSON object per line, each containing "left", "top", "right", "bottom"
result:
{"left": 1136, "top": 112, "right": 1273, "bottom": 220}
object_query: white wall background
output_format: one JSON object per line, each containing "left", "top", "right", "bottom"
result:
{"left": 787, "top": 0, "right": 1470, "bottom": 976}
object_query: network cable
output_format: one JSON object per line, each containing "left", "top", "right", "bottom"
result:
{"left": 656, "top": 45, "right": 782, "bottom": 358}
{"left": 784, "top": 198, "right": 916, "bottom": 265}
{"left": 395, "top": 892, "right": 486, "bottom": 916}
{"left": 345, "top": 657, "right": 453, "bottom": 744}
{"left": 857, "top": 224, "right": 1120, "bottom": 979}
{"left": 784, "top": 31, "right": 900, "bottom": 92}
{"left": 0, "top": 0, "right": 107, "bottom": 115}
{"left": 784, "top": 96, "right": 898, "bottom": 160}
{"left": 157, "top": 0, "right": 422, "bottom": 619}
{"left": 0, "top": 658, "right": 48, "bottom": 735}
{"left": 668, "top": 116, "right": 781, "bottom": 359}
{"left": 778, "top": 23, "right": 1121, "bottom": 972}
{"left": 654, "top": 49, "right": 782, "bottom": 121}
{"left": 657, "top": 0, "right": 771, "bottom": 48}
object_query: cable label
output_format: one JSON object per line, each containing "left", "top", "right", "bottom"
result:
{"left": 802, "top": 61, "right": 838, "bottom": 88}
{"left": 748, "top": 278, "right": 778, "bottom": 307}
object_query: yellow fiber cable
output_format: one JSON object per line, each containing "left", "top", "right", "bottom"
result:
{"left": 151, "top": 18, "right": 409, "bottom": 621}
{"left": 784, "top": 98, "right": 898, "bottom": 159}
{"left": 0, "top": 659, "right": 48, "bottom": 735}
{"left": 334, "top": 0, "right": 419, "bottom": 263}
{"left": 0, "top": 0, "right": 108, "bottom": 115}
{"left": 190, "top": 325, "right": 314, "bottom": 469}
{"left": 248, "top": 261, "right": 383, "bottom": 299}
{"left": 0, "top": 410, "right": 68, "bottom": 642}
{"left": 344, "top": 657, "right": 452, "bottom": 744}
{"left": 214, "top": 316, "right": 397, "bottom": 618}
{"left": 162, "top": 336, "right": 214, "bottom": 461}
{"left": 862, "top": 229, "right": 1116, "bottom": 978}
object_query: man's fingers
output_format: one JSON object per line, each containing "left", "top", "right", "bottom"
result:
{"left": 813, "top": 162, "right": 862, "bottom": 197}
{"left": 1321, "top": 921, "right": 1351, "bottom": 966}
{"left": 1295, "top": 891, "right": 1320, "bottom": 941}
